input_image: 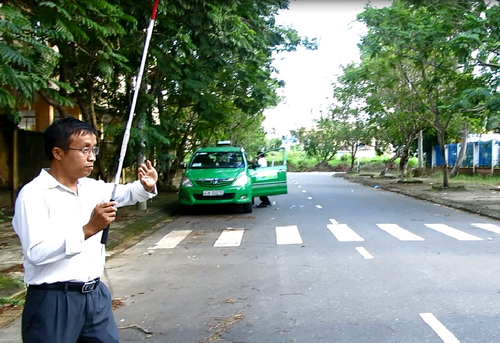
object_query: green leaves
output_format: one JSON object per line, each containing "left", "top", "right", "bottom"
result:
{"left": 0, "top": 4, "right": 61, "bottom": 112}
{"left": 1, "top": 0, "right": 311, "bottom": 185}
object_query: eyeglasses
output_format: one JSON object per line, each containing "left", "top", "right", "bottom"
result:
{"left": 60, "top": 146, "right": 100, "bottom": 156}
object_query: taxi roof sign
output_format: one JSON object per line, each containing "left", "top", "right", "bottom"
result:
{"left": 217, "top": 140, "right": 232, "bottom": 146}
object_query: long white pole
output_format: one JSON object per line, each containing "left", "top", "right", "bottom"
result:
{"left": 101, "top": 0, "right": 160, "bottom": 244}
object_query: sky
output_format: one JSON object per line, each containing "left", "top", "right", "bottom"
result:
{"left": 263, "top": 0, "right": 392, "bottom": 138}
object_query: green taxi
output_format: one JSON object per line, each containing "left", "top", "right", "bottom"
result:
{"left": 179, "top": 144, "right": 287, "bottom": 213}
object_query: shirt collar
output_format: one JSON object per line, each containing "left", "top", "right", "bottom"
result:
{"left": 39, "top": 169, "right": 79, "bottom": 194}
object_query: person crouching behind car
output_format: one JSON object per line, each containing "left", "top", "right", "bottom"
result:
{"left": 256, "top": 154, "right": 272, "bottom": 208}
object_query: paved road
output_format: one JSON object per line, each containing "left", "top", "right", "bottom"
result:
{"left": 3, "top": 172, "right": 500, "bottom": 342}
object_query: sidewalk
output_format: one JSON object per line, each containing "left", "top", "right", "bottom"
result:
{"left": 0, "top": 191, "right": 180, "bottom": 329}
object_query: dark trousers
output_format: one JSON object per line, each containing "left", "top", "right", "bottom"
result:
{"left": 259, "top": 196, "right": 271, "bottom": 205}
{"left": 22, "top": 282, "right": 119, "bottom": 343}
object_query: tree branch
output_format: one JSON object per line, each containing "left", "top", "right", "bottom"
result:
{"left": 478, "top": 59, "right": 500, "bottom": 68}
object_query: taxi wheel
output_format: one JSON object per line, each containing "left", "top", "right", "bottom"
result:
{"left": 242, "top": 202, "right": 253, "bottom": 213}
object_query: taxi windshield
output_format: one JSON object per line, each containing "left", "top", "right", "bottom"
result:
{"left": 190, "top": 151, "right": 245, "bottom": 169}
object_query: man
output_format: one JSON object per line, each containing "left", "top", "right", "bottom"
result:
{"left": 256, "top": 153, "right": 272, "bottom": 208}
{"left": 12, "top": 117, "right": 158, "bottom": 343}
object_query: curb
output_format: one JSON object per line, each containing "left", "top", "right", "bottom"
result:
{"left": 344, "top": 176, "right": 500, "bottom": 222}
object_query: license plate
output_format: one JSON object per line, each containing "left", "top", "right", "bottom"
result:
{"left": 203, "top": 190, "right": 224, "bottom": 196}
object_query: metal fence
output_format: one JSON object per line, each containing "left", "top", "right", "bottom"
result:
{"left": 426, "top": 140, "right": 500, "bottom": 169}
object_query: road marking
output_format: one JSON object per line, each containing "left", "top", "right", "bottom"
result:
{"left": 355, "top": 247, "right": 373, "bottom": 259}
{"left": 316, "top": 205, "right": 323, "bottom": 209}
{"left": 298, "top": 185, "right": 301, "bottom": 188}
{"left": 425, "top": 224, "right": 482, "bottom": 241}
{"left": 329, "top": 219, "right": 338, "bottom": 224}
{"left": 276, "top": 225, "right": 303, "bottom": 245}
{"left": 327, "top": 224, "right": 364, "bottom": 242}
{"left": 302, "top": 190, "right": 307, "bottom": 193}
{"left": 214, "top": 229, "right": 245, "bottom": 247}
{"left": 419, "top": 313, "right": 460, "bottom": 343}
{"left": 471, "top": 223, "right": 500, "bottom": 235}
{"left": 376, "top": 224, "right": 424, "bottom": 241}
{"left": 148, "top": 230, "right": 192, "bottom": 249}
{"left": 308, "top": 197, "right": 312, "bottom": 200}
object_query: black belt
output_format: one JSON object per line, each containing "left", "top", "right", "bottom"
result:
{"left": 28, "top": 278, "right": 100, "bottom": 293}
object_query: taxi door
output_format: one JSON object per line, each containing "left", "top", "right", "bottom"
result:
{"left": 250, "top": 147, "right": 288, "bottom": 197}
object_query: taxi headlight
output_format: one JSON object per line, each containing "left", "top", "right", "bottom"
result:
{"left": 181, "top": 177, "right": 194, "bottom": 187}
{"left": 233, "top": 174, "right": 248, "bottom": 186}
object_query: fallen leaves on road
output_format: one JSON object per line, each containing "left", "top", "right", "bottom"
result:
{"left": 112, "top": 298, "right": 125, "bottom": 310}
{"left": 199, "top": 311, "right": 244, "bottom": 343}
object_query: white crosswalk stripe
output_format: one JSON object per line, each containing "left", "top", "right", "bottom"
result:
{"left": 214, "top": 229, "right": 245, "bottom": 247}
{"left": 276, "top": 225, "right": 303, "bottom": 245}
{"left": 148, "top": 230, "right": 192, "bottom": 249}
{"left": 355, "top": 247, "right": 374, "bottom": 259}
{"left": 471, "top": 223, "right": 500, "bottom": 235}
{"left": 376, "top": 223, "right": 425, "bottom": 241}
{"left": 147, "top": 221, "right": 500, "bottom": 251}
{"left": 327, "top": 224, "right": 364, "bottom": 242}
{"left": 424, "top": 224, "right": 483, "bottom": 241}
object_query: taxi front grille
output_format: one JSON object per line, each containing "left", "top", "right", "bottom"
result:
{"left": 195, "top": 180, "right": 233, "bottom": 188}
{"left": 193, "top": 193, "right": 235, "bottom": 200}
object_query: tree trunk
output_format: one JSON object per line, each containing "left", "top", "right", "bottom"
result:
{"left": 37, "top": 52, "right": 72, "bottom": 118}
{"left": 437, "top": 131, "right": 449, "bottom": 187}
{"left": 449, "top": 123, "right": 468, "bottom": 178}
{"left": 37, "top": 90, "right": 70, "bottom": 118}
{"left": 399, "top": 148, "right": 410, "bottom": 180}
{"left": 349, "top": 141, "right": 357, "bottom": 171}
{"left": 162, "top": 112, "right": 192, "bottom": 189}
{"left": 75, "top": 86, "right": 108, "bottom": 182}
{"left": 380, "top": 152, "right": 400, "bottom": 176}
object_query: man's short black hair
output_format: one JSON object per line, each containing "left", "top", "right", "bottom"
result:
{"left": 44, "top": 117, "right": 97, "bottom": 160}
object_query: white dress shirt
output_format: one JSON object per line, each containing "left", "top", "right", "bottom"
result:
{"left": 257, "top": 157, "right": 268, "bottom": 167}
{"left": 12, "top": 169, "right": 157, "bottom": 285}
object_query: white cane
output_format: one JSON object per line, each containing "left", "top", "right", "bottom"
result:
{"left": 101, "top": 0, "right": 160, "bottom": 245}
{"left": 101, "top": 0, "right": 160, "bottom": 296}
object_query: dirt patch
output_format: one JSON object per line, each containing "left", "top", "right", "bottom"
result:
{"left": 1, "top": 264, "right": 24, "bottom": 274}
{"left": 311, "top": 162, "right": 350, "bottom": 172}
{"left": 0, "top": 304, "right": 21, "bottom": 316}
{"left": 431, "top": 185, "right": 466, "bottom": 191}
